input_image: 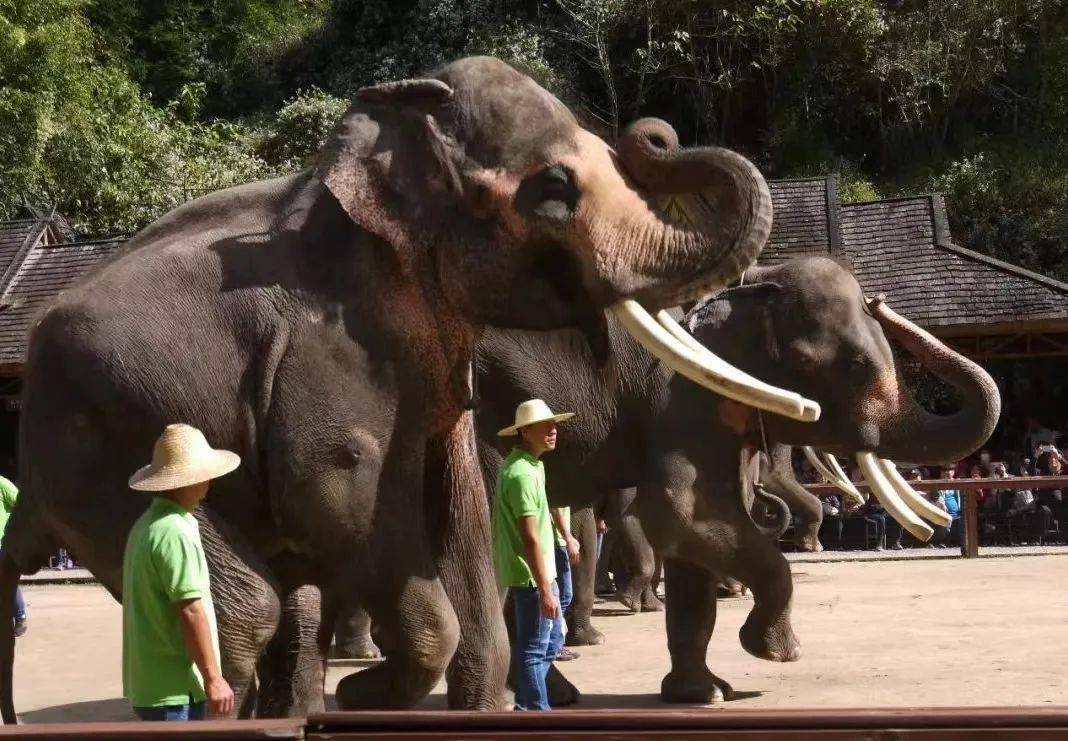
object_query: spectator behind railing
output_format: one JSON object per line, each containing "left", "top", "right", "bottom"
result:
{"left": 1035, "top": 451, "right": 1065, "bottom": 544}
{"left": 939, "top": 467, "right": 965, "bottom": 546}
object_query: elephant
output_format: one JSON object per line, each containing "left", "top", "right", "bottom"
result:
{"left": 0, "top": 56, "right": 786, "bottom": 721}
{"left": 475, "top": 255, "right": 999, "bottom": 703}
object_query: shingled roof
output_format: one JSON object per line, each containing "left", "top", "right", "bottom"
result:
{"left": 0, "top": 219, "right": 63, "bottom": 287}
{"left": 763, "top": 176, "right": 840, "bottom": 264}
{"left": 760, "top": 177, "right": 1068, "bottom": 333}
{"left": 0, "top": 238, "right": 124, "bottom": 369}
{"left": 838, "top": 195, "right": 1068, "bottom": 332}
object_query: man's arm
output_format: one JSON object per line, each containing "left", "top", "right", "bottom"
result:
{"left": 551, "top": 507, "right": 581, "bottom": 564}
{"left": 175, "top": 598, "right": 234, "bottom": 716}
{"left": 518, "top": 516, "right": 559, "bottom": 619}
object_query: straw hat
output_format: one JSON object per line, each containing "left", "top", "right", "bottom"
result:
{"left": 497, "top": 399, "right": 575, "bottom": 437}
{"left": 129, "top": 424, "right": 242, "bottom": 492}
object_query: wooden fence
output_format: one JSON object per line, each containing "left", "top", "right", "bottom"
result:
{"left": 804, "top": 476, "right": 1068, "bottom": 558}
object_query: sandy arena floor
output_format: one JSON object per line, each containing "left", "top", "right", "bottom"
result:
{"left": 11, "top": 555, "right": 1068, "bottom": 722}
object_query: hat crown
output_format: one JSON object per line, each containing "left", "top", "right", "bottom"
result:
{"left": 151, "top": 423, "right": 213, "bottom": 469}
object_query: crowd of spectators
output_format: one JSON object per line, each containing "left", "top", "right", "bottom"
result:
{"left": 802, "top": 429, "right": 1067, "bottom": 551}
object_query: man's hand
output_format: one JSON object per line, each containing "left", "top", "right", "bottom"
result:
{"left": 565, "top": 534, "right": 581, "bottom": 564}
{"left": 204, "top": 675, "right": 235, "bottom": 716}
{"left": 596, "top": 518, "right": 608, "bottom": 535}
{"left": 539, "top": 585, "right": 560, "bottom": 620}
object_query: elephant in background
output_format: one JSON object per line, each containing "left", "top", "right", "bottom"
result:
{"left": 476, "top": 256, "right": 999, "bottom": 703}
{"left": 1, "top": 56, "right": 781, "bottom": 721}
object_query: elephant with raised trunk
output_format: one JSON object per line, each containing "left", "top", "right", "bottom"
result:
{"left": 0, "top": 57, "right": 787, "bottom": 720}
{"left": 476, "top": 256, "right": 999, "bottom": 703}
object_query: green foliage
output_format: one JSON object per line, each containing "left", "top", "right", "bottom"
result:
{"left": 0, "top": 0, "right": 1065, "bottom": 285}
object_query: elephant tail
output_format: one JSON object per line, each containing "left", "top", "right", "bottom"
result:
{"left": 0, "top": 551, "right": 19, "bottom": 724}
{"left": 752, "top": 484, "right": 792, "bottom": 541}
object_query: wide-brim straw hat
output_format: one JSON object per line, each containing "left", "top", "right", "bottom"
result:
{"left": 498, "top": 399, "right": 575, "bottom": 437}
{"left": 129, "top": 423, "right": 242, "bottom": 492}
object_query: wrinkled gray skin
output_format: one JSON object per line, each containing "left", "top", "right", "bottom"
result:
{"left": 476, "top": 256, "right": 999, "bottom": 703}
{"left": 758, "top": 444, "right": 826, "bottom": 552}
{"left": 0, "top": 57, "right": 777, "bottom": 722}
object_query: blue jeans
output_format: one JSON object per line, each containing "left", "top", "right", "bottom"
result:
{"left": 133, "top": 699, "right": 206, "bottom": 721}
{"left": 13, "top": 586, "right": 24, "bottom": 622}
{"left": 512, "top": 583, "right": 558, "bottom": 710}
{"left": 549, "top": 546, "right": 572, "bottom": 658}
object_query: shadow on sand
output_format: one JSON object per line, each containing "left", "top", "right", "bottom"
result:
{"left": 20, "top": 697, "right": 134, "bottom": 723}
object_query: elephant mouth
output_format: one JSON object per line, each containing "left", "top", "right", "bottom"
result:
{"left": 612, "top": 302, "right": 821, "bottom": 423}
{"left": 802, "top": 447, "right": 951, "bottom": 543}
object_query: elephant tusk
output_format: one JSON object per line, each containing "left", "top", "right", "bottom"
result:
{"left": 877, "top": 458, "right": 953, "bottom": 528}
{"left": 802, "top": 447, "right": 865, "bottom": 507}
{"left": 622, "top": 304, "right": 820, "bottom": 422}
{"left": 855, "top": 452, "right": 933, "bottom": 542}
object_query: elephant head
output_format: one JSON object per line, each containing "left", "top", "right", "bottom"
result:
{"left": 688, "top": 256, "right": 1001, "bottom": 540}
{"left": 315, "top": 56, "right": 813, "bottom": 414}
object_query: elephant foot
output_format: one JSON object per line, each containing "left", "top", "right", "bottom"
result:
{"left": 546, "top": 664, "right": 581, "bottom": 707}
{"left": 661, "top": 668, "right": 734, "bottom": 704}
{"left": 615, "top": 582, "right": 644, "bottom": 613}
{"left": 334, "top": 635, "right": 382, "bottom": 660}
{"left": 739, "top": 613, "right": 801, "bottom": 663}
{"left": 640, "top": 587, "right": 663, "bottom": 612}
{"left": 335, "top": 660, "right": 439, "bottom": 709}
{"left": 795, "top": 533, "right": 823, "bottom": 552}
{"left": 567, "top": 624, "right": 605, "bottom": 646}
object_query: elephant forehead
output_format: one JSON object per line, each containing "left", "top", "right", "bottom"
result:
{"left": 441, "top": 58, "right": 579, "bottom": 169}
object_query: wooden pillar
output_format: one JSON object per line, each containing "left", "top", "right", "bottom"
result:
{"left": 961, "top": 489, "right": 980, "bottom": 558}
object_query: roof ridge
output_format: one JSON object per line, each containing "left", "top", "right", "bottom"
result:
{"left": 768, "top": 175, "right": 835, "bottom": 185}
{"left": 41, "top": 237, "right": 127, "bottom": 248}
{"left": 842, "top": 194, "right": 939, "bottom": 208}
{"left": 934, "top": 240, "right": 1068, "bottom": 295}
{"left": 0, "top": 221, "right": 49, "bottom": 303}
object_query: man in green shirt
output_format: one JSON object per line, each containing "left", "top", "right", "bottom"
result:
{"left": 0, "top": 475, "right": 26, "bottom": 636}
{"left": 492, "top": 399, "right": 574, "bottom": 710}
{"left": 123, "top": 423, "right": 241, "bottom": 721}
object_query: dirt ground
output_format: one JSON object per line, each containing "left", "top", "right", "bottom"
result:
{"left": 11, "top": 555, "right": 1068, "bottom": 723}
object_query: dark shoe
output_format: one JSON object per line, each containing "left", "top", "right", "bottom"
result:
{"left": 13, "top": 619, "right": 26, "bottom": 638}
{"left": 555, "top": 647, "right": 580, "bottom": 661}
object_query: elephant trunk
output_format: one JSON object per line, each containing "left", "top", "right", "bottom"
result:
{"left": 606, "top": 118, "right": 773, "bottom": 308}
{"left": 752, "top": 484, "right": 792, "bottom": 542}
{"left": 872, "top": 300, "right": 1001, "bottom": 464}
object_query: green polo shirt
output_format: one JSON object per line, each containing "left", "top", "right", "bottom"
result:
{"left": 0, "top": 476, "right": 17, "bottom": 544}
{"left": 492, "top": 448, "right": 557, "bottom": 588}
{"left": 121, "top": 497, "right": 219, "bottom": 708}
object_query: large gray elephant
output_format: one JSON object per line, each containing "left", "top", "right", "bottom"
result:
{"left": 0, "top": 57, "right": 785, "bottom": 721}
{"left": 476, "top": 255, "right": 999, "bottom": 703}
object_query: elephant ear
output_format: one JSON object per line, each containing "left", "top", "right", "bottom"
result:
{"left": 315, "top": 77, "right": 463, "bottom": 254}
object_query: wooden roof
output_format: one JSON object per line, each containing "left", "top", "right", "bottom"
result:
{"left": 761, "top": 177, "right": 1068, "bottom": 333}
{"left": 0, "top": 236, "right": 124, "bottom": 369}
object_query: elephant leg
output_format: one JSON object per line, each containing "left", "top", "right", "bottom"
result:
{"left": 678, "top": 510, "right": 800, "bottom": 664}
{"left": 429, "top": 414, "right": 510, "bottom": 710}
{"left": 333, "top": 605, "right": 381, "bottom": 659}
{"left": 334, "top": 572, "right": 459, "bottom": 709}
{"left": 765, "top": 445, "right": 823, "bottom": 552}
{"left": 256, "top": 581, "right": 325, "bottom": 717}
{"left": 565, "top": 506, "right": 604, "bottom": 646}
{"left": 660, "top": 558, "right": 733, "bottom": 704}
{"left": 197, "top": 509, "right": 281, "bottom": 719}
{"left": 612, "top": 489, "right": 660, "bottom": 613}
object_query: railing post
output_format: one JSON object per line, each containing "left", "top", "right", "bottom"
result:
{"left": 961, "top": 489, "right": 979, "bottom": 558}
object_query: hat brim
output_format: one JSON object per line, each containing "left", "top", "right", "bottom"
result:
{"left": 498, "top": 412, "right": 575, "bottom": 437}
{"left": 129, "top": 450, "right": 242, "bottom": 492}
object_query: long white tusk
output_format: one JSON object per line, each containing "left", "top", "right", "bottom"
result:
{"left": 624, "top": 304, "right": 820, "bottom": 422}
{"left": 877, "top": 458, "right": 953, "bottom": 528}
{"left": 855, "top": 452, "right": 933, "bottom": 542}
{"left": 802, "top": 447, "right": 865, "bottom": 507}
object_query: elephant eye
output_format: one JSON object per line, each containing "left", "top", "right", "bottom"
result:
{"left": 515, "top": 165, "right": 579, "bottom": 223}
{"left": 336, "top": 446, "right": 362, "bottom": 469}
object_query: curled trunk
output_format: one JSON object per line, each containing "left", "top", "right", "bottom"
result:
{"left": 607, "top": 118, "right": 773, "bottom": 307}
{"left": 872, "top": 301, "right": 1001, "bottom": 464}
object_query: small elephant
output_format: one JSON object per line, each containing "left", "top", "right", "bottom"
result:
{"left": 0, "top": 56, "right": 781, "bottom": 721}
{"left": 476, "top": 256, "right": 999, "bottom": 704}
